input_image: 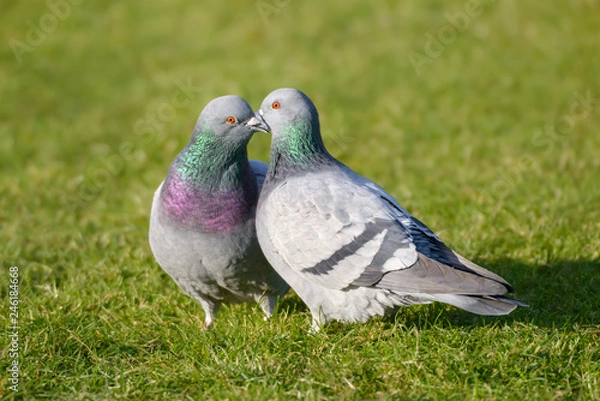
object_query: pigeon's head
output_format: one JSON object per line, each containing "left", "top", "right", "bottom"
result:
{"left": 257, "top": 88, "right": 320, "bottom": 140}
{"left": 194, "top": 95, "right": 269, "bottom": 148}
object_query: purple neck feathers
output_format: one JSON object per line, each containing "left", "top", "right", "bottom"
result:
{"left": 160, "top": 166, "right": 258, "bottom": 233}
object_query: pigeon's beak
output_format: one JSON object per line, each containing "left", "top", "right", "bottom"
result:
{"left": 245, "top": 111, "right": 270, "bottom": 133}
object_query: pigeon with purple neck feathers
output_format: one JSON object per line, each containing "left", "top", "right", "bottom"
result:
{"left": 149, "top": 95, "right": 289, "bottom": 329}
{"left": 254, "top": 88, "right": 527, "bottom": 331}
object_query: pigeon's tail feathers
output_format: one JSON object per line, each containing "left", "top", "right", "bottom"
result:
{"left": 427, "top": 294, "right": 528, "bottom": 316}
{"left": 375, "top": 253, "right": 511, "bottom": 295}
{"left": 372, "top": 253, "right": 528, "bottom": 315}
{"left": 452, "top": 252, "right": 514, "bottom": 291}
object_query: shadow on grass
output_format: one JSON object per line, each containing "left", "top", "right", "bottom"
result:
{"left": 278, "top": 258, "right": 600, "bottom": 331}
{"left": 488, "top": 257, "right": 600, "bottom": 327}
{"left": 391, "top": 257, "right": 600, "bottom": 330}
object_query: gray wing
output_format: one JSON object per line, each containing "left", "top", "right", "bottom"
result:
{"left": 260, "top": 171, "right": 512, "bottom": 298}
{"left": 260, "top": 172, "right": 417, "bottom": 290}
{"left": 250, "top": 159, "right": 269, "bottom": 192}
{"left": 355, "top": 174, "right": 513, "bottom": 290}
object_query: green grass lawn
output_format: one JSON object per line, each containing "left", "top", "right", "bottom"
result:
{"left": 1, "top": 0, "right": 599, "bottom": 399}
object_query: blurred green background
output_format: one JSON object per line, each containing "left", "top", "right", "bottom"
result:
{"left": 1, "top": 0, "right": 599, "bottom": 399}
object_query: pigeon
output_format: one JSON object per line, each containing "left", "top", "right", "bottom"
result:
{"left": 149, "top": 95, "right": 289, "bottom": 329}
{"left": 254, "top": 88, "right": 527, "bottom": 331}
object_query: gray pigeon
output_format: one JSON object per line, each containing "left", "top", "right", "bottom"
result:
{"left": 254, "top": 88, "right": 527, "bottom": 331}
{"left": 149, "top": 95, "right": 289, "bottom": 329}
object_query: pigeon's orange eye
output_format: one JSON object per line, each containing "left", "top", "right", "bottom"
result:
{"left": 271, "top": 101, "right": 281, "bottom": 109}
{"left": 226, "top": 116, "right": 236, "bottom": 124}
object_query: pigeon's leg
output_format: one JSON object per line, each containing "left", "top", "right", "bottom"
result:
{"left": 309, "top": 319, "right": 321, "bottom": 333}
{"left": 257, "top": 294, "right": 279, "bottom": 320}
{"left": 180, "top": 280, "right": 220, "bottom": 329}
{"left": 308, "top": 307, "right": 327, "bottom": 333}
{"left": 195, "top": 298, "right": 219, "bottom": 330}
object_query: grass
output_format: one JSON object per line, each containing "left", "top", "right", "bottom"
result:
{"left": 1, "top": 0, "right": 599, "bottom": 399}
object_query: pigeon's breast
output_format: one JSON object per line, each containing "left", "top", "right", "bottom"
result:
{"left": 160, "top": 175, "right": 255, "bottom": 234}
